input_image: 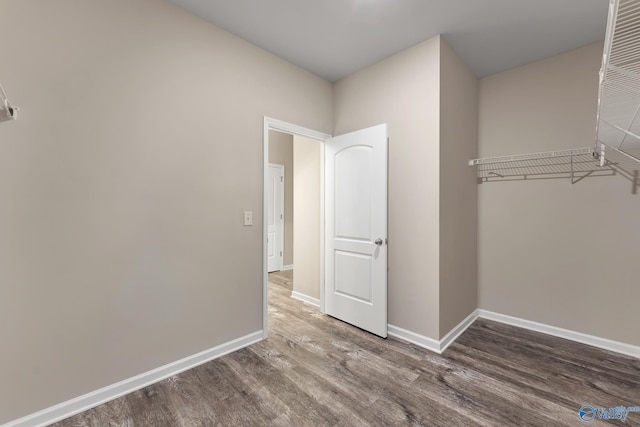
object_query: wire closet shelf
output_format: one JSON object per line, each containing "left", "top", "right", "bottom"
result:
{"left": 469, "top": 0, "right": 640, "bottom": 187}
{"left": 468, "top": 148, "right": 615, "bottom": 184}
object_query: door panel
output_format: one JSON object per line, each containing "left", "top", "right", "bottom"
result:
{"left": 335, "top": 251, "right": 372, "bottom": 303}
{"left": 267, "top": 164, "right": 284, "bottom": 273}
{"left": 267, "top": 231, "right": 275, "bottom": 258}
{"left": 325, "top": 124, "right": 388, "bottom": 337}
{"left": 335, "top": 146, "right": 373, "bottom": 240}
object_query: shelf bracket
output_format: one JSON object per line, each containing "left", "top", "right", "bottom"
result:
{"left": 0, "top": 83, "right": 19, "bottom": 120}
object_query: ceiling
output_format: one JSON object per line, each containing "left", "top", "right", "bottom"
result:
{"left": 169, "top": 0, "right": 609, "bottom": 82}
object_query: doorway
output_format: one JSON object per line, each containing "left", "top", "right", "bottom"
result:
{"left": 263, "top": 118, "right": 389, "bottom": 339}
{"left": 262, "top": 118, "right": 330, "bottom": 338}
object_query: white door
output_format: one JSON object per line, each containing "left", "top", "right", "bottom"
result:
{"left": 325, "top": 124, "right": 388, "bottom": 337}
{"left": 267, "top": 164, "right": 284, "bottom": 273}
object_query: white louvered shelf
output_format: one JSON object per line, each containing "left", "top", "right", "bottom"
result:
{"left": 596, "top": 0, "right": 640, "bottom": 163}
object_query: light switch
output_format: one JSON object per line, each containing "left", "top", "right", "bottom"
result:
{"left": 243, "top": 211, "right": 253, "bottom": 226}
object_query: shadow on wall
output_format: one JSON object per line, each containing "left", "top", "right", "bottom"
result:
{"left": 604, "top": 149, "right": 640, "bottom": 194}
{"left": 0, "top": 112, "right": 14, "bottom": 123}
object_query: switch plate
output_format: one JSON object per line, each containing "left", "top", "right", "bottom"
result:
{"left": 243, "top": 211, "right": 253, "bottom": 226}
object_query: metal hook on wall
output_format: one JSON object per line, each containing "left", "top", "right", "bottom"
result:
{"left": 0, "top": 82, "right": 19, "bottom": 120}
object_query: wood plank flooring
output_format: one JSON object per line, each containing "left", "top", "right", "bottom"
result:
{"left": 54, "top": 270, "right": 640, "bottom": 426}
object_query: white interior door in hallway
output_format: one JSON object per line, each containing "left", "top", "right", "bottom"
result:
{"left": 325, "top": 124, "right": 388, "bottom": 337}
{"left": 267, "top": 164, "right": 284, "bottom": 273}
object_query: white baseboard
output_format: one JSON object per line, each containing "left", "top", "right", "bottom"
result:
{"left": 439, "top": 309, "right": 480, "bottom": 353}
{"left": 282, "top": 264, "right": 294, "bottom": 271}
{"left": 388, "top": 324, "right": 442, "bottom": 353}
{"left": 5, "top": 331, "right": 264, "bottom": 427}
{"left": 390, "top": 309, "right": 640, "bottom": 359}
{"left": 388, "top": 309, "right": 478, "bottom": 354}
{"left": 8, "top": 310, "right": 637, "bottom": 427}
{"left": 478, "top": 310, "right": 640, "bottom": 359}
{"left": 290, "top": 291, "right": 320, "bottom": 307}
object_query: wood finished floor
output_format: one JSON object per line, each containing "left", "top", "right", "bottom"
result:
{"left": 54, "top": 270, "right": 640, "bottom": 426}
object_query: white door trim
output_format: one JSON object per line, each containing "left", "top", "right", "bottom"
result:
{"left": 263, "top": 117, "right": 331, "bottom": 339}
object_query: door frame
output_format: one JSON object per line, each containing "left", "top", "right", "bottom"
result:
{"left": 263, "top": 117, "right": 331, "bottom": 338}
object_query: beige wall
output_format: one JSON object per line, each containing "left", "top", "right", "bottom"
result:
{"left": 292, "top": 136, "right": 322, "bottom": 299}
{"left": 0, "top": 0, "right": 332, "bottom": 423}
{"left": 7, "top": 2, "right": 631, "bottom": 423}
{"left": 478, "top": 41, "right": 640, "bottom": 346}
{"left": 333, "top": 36, "right": 442, "bottom": 339}
{"left": 439, "top": 40, "right": 478, "bottom": 336}
{"left": 268, "top": 130, "right": 294, "bottom": 267}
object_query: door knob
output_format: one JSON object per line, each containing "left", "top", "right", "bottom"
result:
{"left": 374, "top": 238, "right": 383, "bottom": 246}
